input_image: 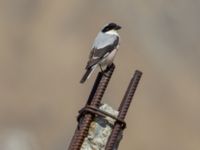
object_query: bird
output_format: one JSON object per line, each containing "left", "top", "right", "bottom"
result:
{"left": 80, "top": 22, "right": 121, "bottom": 83}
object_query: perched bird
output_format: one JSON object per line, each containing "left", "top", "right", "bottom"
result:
{"left": 80, "top": 22, "right": 121, "bottom": 83}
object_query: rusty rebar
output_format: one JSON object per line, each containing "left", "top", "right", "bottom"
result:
{"left": 105, "top": 70, "right": 142, "bottom": 150}
{"left": 68, "top": 64, "right": 115, "bottom": 150}
{"left": 68, "top": 73, "right": 103, "bottom": 149}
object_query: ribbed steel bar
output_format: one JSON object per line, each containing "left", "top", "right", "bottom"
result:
{"left": 68, "top": 73, "right": 103, "bottom": 149}
{"left": 68, "top": 64, "right": 115, "bottom": 150}
{"left": 105, "top": 70, "right": 142, "bottom": 150}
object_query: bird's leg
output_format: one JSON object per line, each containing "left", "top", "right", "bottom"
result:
{"left": 99, "top": 64, "right": 109, "bottom": 77}
{"left": 99, "top": 64, "right": 104, "bottom": 72}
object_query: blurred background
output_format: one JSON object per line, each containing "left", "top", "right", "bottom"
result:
{"left": 0, "top": 0, "right": 200, "bottom": 150}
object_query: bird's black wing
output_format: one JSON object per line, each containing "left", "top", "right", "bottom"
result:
{"left": 86, "top": 37, "right": 119, "bottom": 69}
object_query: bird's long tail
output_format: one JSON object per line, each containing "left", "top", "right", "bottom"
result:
{"left": 80, "top": 66, "right": 96, "bottom": 83}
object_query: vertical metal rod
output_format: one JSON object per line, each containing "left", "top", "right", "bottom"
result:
{"left": 68, "top": 73, "right": 103, "bottom": 149}
{"left": 105, "top": 70, "right": 142, "bottom": 150}
{"left": 68, "top": 64, "right": 115, "bottom": 150}
{"left": 86, "top": 73, "right": 103, "bottom": 105}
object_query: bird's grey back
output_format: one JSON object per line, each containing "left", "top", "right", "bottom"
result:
{"left": 92, "top": 32, "right": 118, "bottom": 49}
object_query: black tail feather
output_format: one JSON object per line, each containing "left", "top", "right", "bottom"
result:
{"left": 80, "top": 68, "right": 93, "bottom": 83}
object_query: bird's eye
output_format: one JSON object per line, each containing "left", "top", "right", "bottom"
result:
{"left": 106, "top": 27, "right": 110, "bottom": 31}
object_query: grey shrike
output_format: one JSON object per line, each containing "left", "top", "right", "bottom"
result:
{"left": 80, "top": 22, "right": 121, "bottom": 83}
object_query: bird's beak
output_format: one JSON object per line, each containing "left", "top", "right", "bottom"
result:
{"left": 115, "top": 25, "right": 122, "bottom": 30}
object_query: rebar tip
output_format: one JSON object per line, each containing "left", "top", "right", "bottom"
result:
{"left": 135, "top": 70, "right": 143, "bottom": 76}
